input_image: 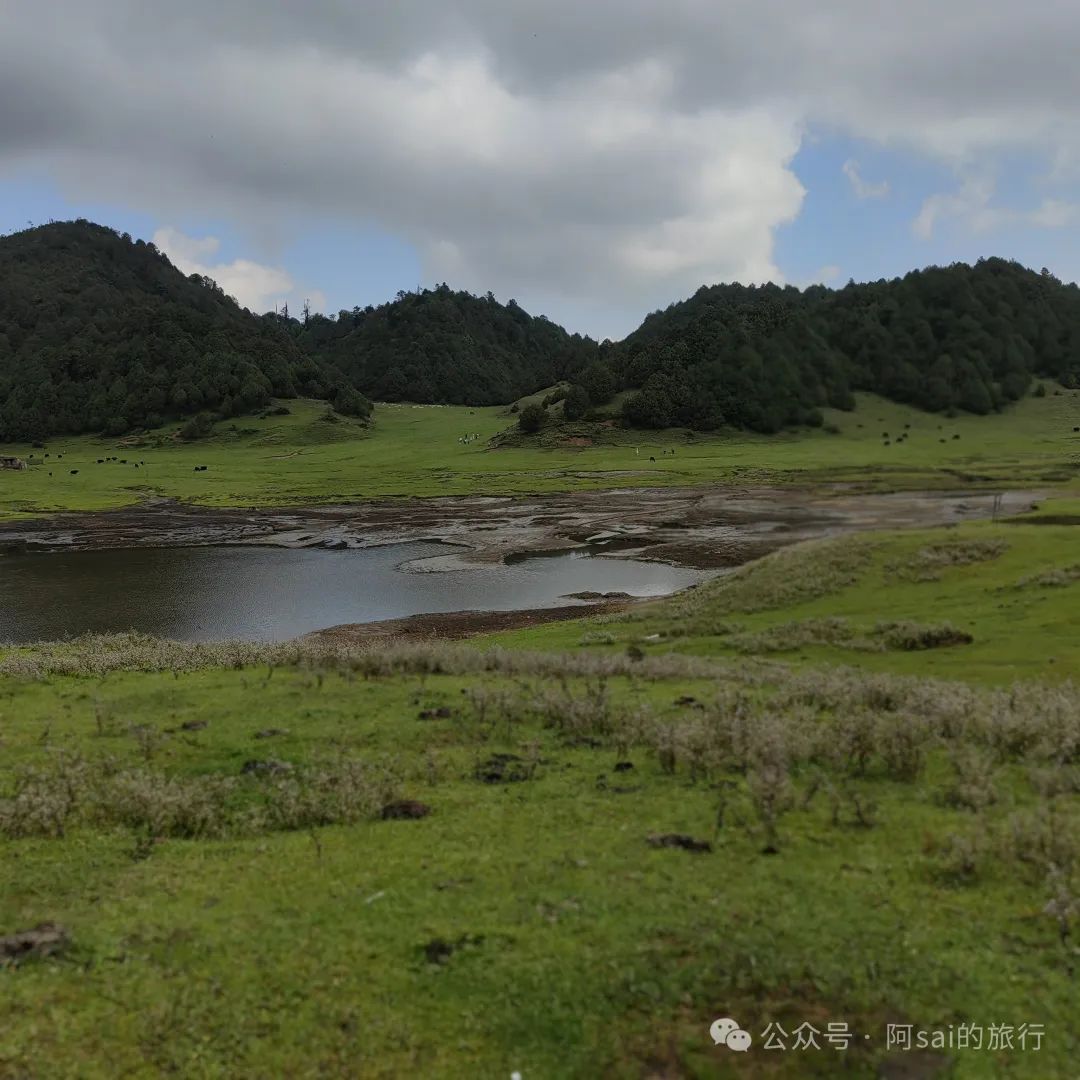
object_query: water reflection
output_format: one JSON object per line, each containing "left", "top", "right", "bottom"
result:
{"left": 0, "top": 542, "right": 705, "bottom": 643}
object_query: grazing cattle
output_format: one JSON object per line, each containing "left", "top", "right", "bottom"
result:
{"left": 649, "top": 455, "right": 656, "bottom": 462}
{"left": 70, "top": 469, "right": 78, "bottom": 475}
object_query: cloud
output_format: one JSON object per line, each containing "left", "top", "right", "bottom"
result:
{"left": 842, "top": 159, "right": 889, "bottom": 199}
{"left": 913, "top": 177, "right": 996, "bottom": 239}
{"left": 0, "top": 2, "right": 1079, "bottom": 332}
{"left": 153, "top": 226, "right": 296, "bottom": 313}
{"left": 913, "top": 179, "right": 1080, "bottom": 238}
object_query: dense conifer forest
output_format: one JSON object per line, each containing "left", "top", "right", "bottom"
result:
{"left": 611, "top": 259, "right": 1080, "bottom": 432}
{"left": 0, "top": 221, "right": 369, "bottom": 441}
{"left": 296, "top": 284, "right": 597, "bottom": 405}
{"left": 2, "top": 221, "right": 1079, "bottom": 440}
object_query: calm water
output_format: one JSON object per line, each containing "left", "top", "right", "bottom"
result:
{"left": 0, "top": 542, "right": 705, "bottom": 643}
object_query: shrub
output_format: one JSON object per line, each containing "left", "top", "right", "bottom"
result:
{"left": 179, "top": 412, "right": 215, "bottom": 441}
{"left": 518, "top": 403, "right": 546, "bottom": 433}
{"left": 562, "top": 384, "right": 591, "bottom": 421}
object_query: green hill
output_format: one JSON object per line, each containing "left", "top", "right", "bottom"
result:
{"left": 297, "top": 284, "right": 598, "bottom": 405}
{"left": 609, "top": 258, "right": 1080, "bottom": 433}
{"left": 0, "top": 221, "right": 370, "bottom": 441}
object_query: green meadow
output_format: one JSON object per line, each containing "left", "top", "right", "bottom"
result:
{"left": 490, "top": 515, "right": 1080, "bottom": 686}
{"left": 4, "top": 388, "right": 1080, "bottom": 1077}
{"left": 1, "top": 386, "right": 1078, "bottom": 515}
{"left": 4, "top": 511, "right": 1080, "bottom": 1075}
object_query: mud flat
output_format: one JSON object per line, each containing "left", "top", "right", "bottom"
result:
{"left": 0, "top": 484, "right": 1045, "bottom": 570}
{"left": 306, "top": 602, "right": 635, "bottom": 645}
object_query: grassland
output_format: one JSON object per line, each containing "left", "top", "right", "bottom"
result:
{"left": 3, "top": 633, "right": 1080, "bottom": 1077}
{"left": 1, "top": 386, "right": 1078, "bottom": 515}
{"left": 4, "top": 387, "right": 1080, "bottom": 1077}
{"left": 487, "top": 513, "right": 1080, "bottom": 686}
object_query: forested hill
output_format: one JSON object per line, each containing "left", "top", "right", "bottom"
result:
{"left": 0, "top": 221, "right": 369, "bottom": 441}
{"left": 612, "top": 259, "right": 1080, "bottom": 432}
{"left": 296, "top": 285, "right": 597, "bottom": 405}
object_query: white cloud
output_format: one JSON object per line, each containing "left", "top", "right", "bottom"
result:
{"left": 153, "top": 226, "right": 296, "bottom": 313}
{"left": 913, "top": 177, "right": 996, "bottom": 239}
{"left": 842, "top": 159, "right": 889, "bottom": 199}
{"left": 913, "top": 180, "right": 1080, "bottom": 238}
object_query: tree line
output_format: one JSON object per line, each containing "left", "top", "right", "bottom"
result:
{"left": 0, "top": 221, "right": 370, "bottom": 442}
{"left": 608, "top": 259, "right": 1080, "bottom": 432}
{"left": 2, "top": 221, "right": 1077, "bottom": 443}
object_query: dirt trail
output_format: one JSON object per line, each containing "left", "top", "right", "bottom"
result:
{"left": 0, "top": 484, "right": 1044, "bottom": 570}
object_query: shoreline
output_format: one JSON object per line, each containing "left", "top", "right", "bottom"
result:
{"left": 0, "top": 483, "right": 1045, "bottom": 572}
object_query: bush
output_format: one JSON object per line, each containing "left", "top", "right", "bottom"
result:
{"left": 332, "top": 387, "right": 373, "bottom": 419}
{"left": 518, "top": 403, "right": 546, "bottom": 433}
{"left": 179, "top": 412, "right": 215, "bottom": 441}
{"left": 562, "top": 384, "right": 591, "bottom": 421}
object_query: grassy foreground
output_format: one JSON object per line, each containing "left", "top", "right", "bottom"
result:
{"left": 4, "top": 389, "right": 1080, "bottom": 1076}
{"left": 1, "top": 387, "right": 1078, "bottom": 514}
{"left": 490, "top": 511, "right": 1080, "bottom": 686}
{"left": 3, "top": 553, "right": 1080, "bottom": 1076}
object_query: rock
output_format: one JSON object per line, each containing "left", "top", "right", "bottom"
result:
{"left": 475, "top": 753, "right": 530, "bottom": 784}
{"left": 180, "top": 720, "right": 207, "bottom": 732}
{"left": 418, "top": 706, "right": 453, "bottom": 720}
{"left": 241, "top": 758, "right": 294, "bottom": 777}
{"left": 647, "top": 833, "right": 712, "bottom": 853}
{"left": 423, "top": 938, "right": 455, "bottom": 964}
{"left": 0, "top": 922, "right": 69, "bottom": 964}
{"left": 381, "top": 800, "right": 432, "bottom": 820}
{"left": 421, "top": 933, "right": 484, "bottom": 964}
{"left": 254, "top": 728, "right": 289, "bottom": 739}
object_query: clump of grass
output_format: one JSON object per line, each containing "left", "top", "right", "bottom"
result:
{"left": 886, "top": 537, "right": 1009, "bottom": 582}
{"left": 872, "top": 620, "right": 973, "bottom": 651}
{"left": 1014, "top": 563, "right": 1080, "bottom": 589}
{"left": 723, "top": 618, "right": 972, "bottom": 655}
{"left": 725, "top": 617, "right": 856, "bottom": 654}
{"left": 0, "top": 752, "right": 398, "bottom": 841}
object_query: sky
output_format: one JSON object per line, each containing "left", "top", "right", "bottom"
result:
{"left": 1, "top": 2, "right": 1078, "bottom": 341}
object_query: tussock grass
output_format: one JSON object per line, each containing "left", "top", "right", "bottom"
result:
{"left": 1014, "top": 563, "right": 1080, "bottom": 589}
{"left": 0, "top": 751, "right": 398, "bottom": 840}
{"left": 721, "top": 617, "right": 973, "bottom": 654}
{"left": 6, "top": 633, "right": 1080, "bottom": 1073}
{"left": 886, "top": 537, "right": 1009, "bottom": 582}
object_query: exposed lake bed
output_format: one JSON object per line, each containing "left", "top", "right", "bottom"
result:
{"left": 0, "top": 483, "right": 1044, "bottom": 644}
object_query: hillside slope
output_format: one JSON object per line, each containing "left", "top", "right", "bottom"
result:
{"left": 611, "top": 258, "right": 1080, "bottom": 432}
{"left": 0, "top": 221, "right": 368, "bottom": 440}
{"left": 298, "top": 284, "right": 598, "bottom": 405}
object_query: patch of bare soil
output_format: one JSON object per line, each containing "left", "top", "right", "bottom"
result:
{"left": 0, "top": 485, "right": 1046, "bottom": 574}
{"left": 308, "top": 602, "right": 633, "bottom": 644}
{"left": 0, "top": 923, "right": 68, "bottom": 965}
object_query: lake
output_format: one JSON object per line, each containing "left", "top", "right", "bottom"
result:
{"left": 0, "top": 542, "right": 706, "bottom": 643}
